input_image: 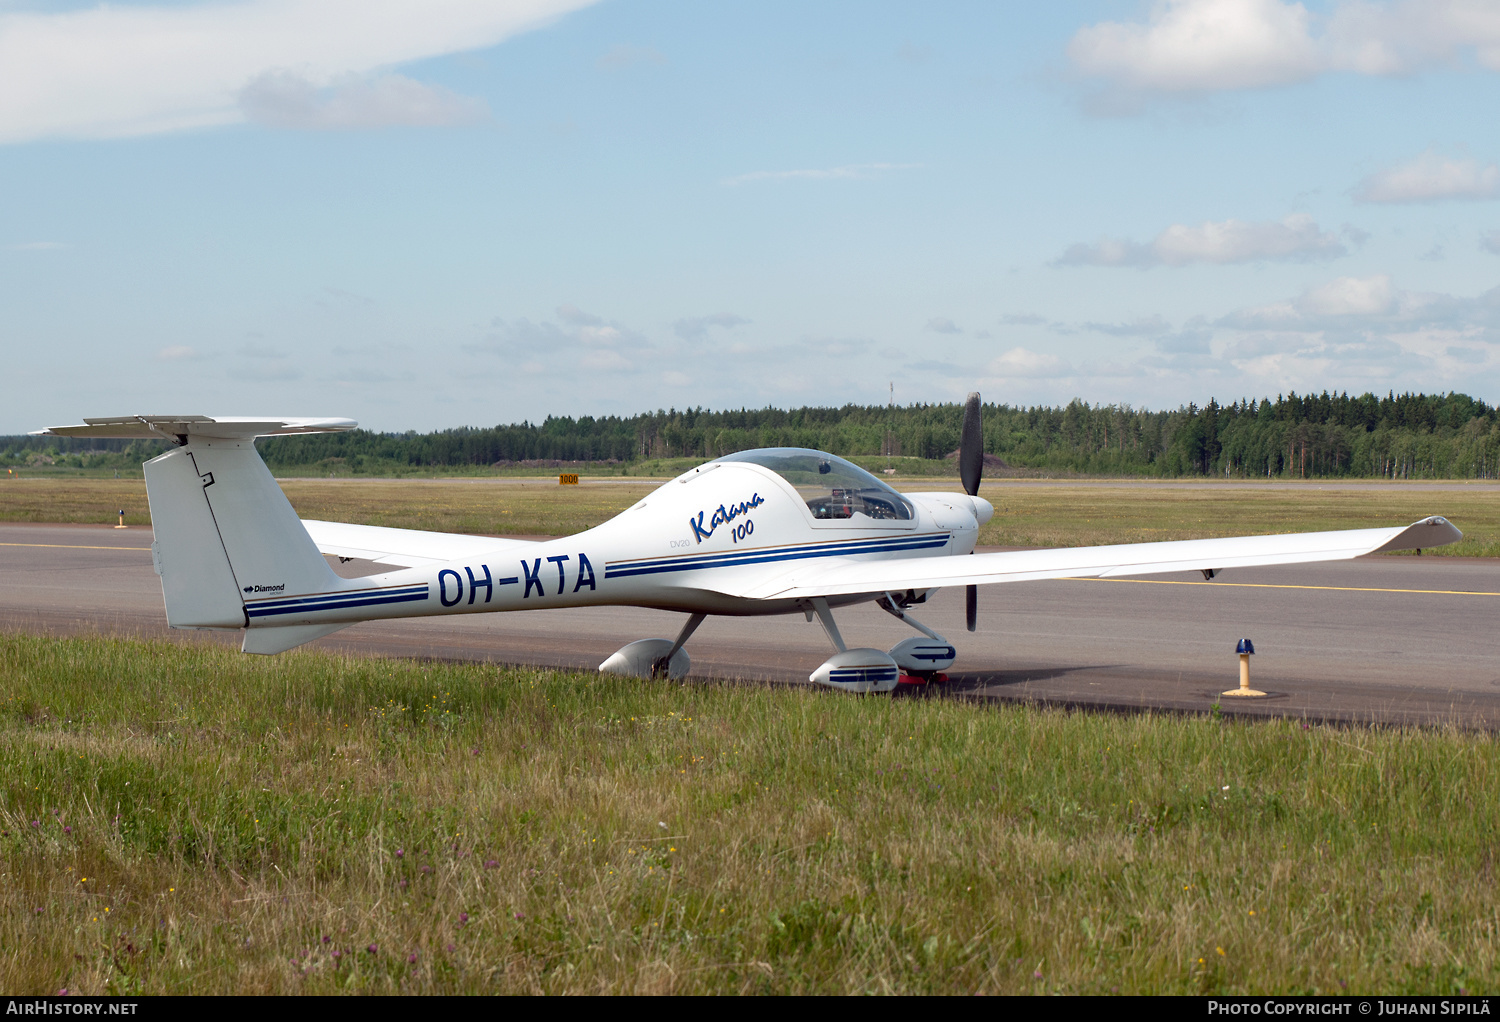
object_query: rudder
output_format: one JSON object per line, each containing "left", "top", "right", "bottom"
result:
{"left": 144, "top": 439, "right": 344, "bottom": 630}
{"left": 144, "top": 446, "right": 245, "bottom": 629}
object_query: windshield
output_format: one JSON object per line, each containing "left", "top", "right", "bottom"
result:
{"left": 715, "top": 448, "right": 914, "bottom": 521}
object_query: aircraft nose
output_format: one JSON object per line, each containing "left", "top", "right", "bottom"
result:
{"left": 968, "top": 495, "right": 994, "bottom": 525}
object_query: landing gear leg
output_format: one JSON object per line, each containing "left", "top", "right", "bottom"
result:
{"left": 877, "top": 592, "right": 956, "bottom": 685}
{"left": 807, "top": 597, "right": 847, "bottom": 653}
{"left": 650, "top": 612, "right": 706, "bottom": 679}
{"left": 877, "top": 593, "right": 949, "bottom": 643}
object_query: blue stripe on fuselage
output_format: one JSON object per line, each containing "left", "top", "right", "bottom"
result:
{"left": 605, "top": 533, "right": 950, "bottom": 580}
{"left": 245, "top": 584, "right": 430, "bottom": 619}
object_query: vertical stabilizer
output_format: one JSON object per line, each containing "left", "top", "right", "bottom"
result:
{"left": 186, "top": 438, "right": 340, "bottom": 598}
{"left": 144, "top": 447, "right": 245, "bottom": 629}
{"left": 143, "top": 439, "right": 344, "bottom": 631}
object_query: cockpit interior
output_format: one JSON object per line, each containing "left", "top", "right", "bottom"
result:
{"left": 716, "top": 448, "right": 915, "bottom": 521}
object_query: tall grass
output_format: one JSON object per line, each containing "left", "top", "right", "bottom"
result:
{"left": 1, "top": 633, "right": 1495, "bottom": 994}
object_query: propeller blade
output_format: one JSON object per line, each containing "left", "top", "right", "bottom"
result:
{"left": 959, "top": 391, "right": 983, "bottom": 497}
{"left": 960, "top": 393, "right": 983, "bottom": 632}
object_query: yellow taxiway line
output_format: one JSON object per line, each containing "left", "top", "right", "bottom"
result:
{"left": 1062, "top": 577, "right": 1500, "bottom": 597}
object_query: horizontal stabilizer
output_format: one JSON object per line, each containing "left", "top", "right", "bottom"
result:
{"left": 301, "top": 520, "right": 540, "bottom": 568}
{"left": 33, "top": 415, "right": 356, "bottom": 441}
{"left": 729, "top": 517, "right": 1463, "bottom": 601}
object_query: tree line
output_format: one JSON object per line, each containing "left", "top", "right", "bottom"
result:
{"left": 6, "top": 390, "right": 1500, "bottom": 479}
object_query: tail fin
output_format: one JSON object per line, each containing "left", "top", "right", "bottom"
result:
{"left": 144, "top": 440, "right": 344, "bottom": 631}
{"left": 36, "top": 416, "right": 358, "bottom": 653}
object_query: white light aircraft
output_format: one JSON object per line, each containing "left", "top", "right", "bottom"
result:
{"left": 37, "top": 397, "right": 1461, "bottom": 693}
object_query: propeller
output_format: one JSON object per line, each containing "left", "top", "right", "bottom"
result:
{"left": 960, "top": 392, "right": 982, "bottom": 632}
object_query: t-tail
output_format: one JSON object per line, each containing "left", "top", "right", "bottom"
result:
{"left": 32, "top": 416, "right": 359, "bottom": 654}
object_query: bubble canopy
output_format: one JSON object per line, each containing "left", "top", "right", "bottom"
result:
{"left": 715, "top": 448, "right": 914, "bottom": 521}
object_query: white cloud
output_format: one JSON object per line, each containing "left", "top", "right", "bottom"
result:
{"left": 1482, "top": 230, "right": 1500, "bottom": 255}
{"left": 1070, "top": 0, "right": 1500, "bottom": 99}
{"left": 1220, "top": 274, "right": 1409, "bottom": 327}
{"left": 1324, "top": 0, "right": 1500, "bottom": 76}
{"left": 1220, "top": 274, "right": 1500, "bottom": 342}
{"left": 722, "top": 163, "right": 918, "bottom": 186}
{"left": 157, "top": 345, "right": 199, "bottom": 360}
{"left": 0, "top": 0, "right": 598, "bottom": 144}
{"left": 1156, "top": 215, "right": 1347, "bottom": 263}
{"left": 925, "top": 316, "right": 961, "bottom": 334}
{"left": 971, "top": 274, "right": 1500, "bottom": 408}
{"left": 1068, "top": 0, "right": 1321, "bottom": 93}
{"left": 10, "top": 241, "right": 68, "bottom": 251}
{"left": 985, "top": 347, "right": 1074, "bottom": 379}
{"left": 1058, "top": 214, "right": 1346, "bottom": 267}
{"left": 578, "top": 325, "right": 623, "bottom": 346}
{"left": 1354, "top": 150, "right": 1500, "bottom": 203}
{"left": 1297, "top": 274, "right": 1397, "bottom": 316}
{"left": 240, "top": 71, "right": 485, "bottom": 130}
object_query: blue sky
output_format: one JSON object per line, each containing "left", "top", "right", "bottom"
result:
{"left": 5, "top": 0, "right": 1500, "bottom": 433}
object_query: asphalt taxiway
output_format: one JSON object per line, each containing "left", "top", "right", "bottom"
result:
{"left": 4, "top": 522, "right": 1498, "bottom": 728}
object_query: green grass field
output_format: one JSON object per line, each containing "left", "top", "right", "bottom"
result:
{"left": 4, "top": 476, "right": 1500, "bottom": 557}
{"left": 3, "top": 633, "right": 1496, "bottom": 995}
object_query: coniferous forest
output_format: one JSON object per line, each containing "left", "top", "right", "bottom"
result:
{"left": 6, "top": 391, "right": 1500, "bottom": 479}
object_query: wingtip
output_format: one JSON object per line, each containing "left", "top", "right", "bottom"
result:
{"left": 1371, "top": 516, "right": 1463, "bottom": 554}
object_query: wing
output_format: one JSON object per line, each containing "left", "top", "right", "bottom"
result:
{"left": 301, "top": 520, "right": 539, "bottom": 568}
{"left": 727, "top": 517, "right": 1461, "bottom": 600}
